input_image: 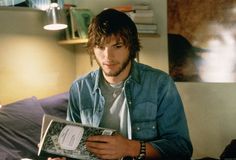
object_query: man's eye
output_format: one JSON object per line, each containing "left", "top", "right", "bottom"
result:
{"left": 97, "top": 46, "right": 105, "bottom": 50}
{"left": 115, "top": 45, "right": 122, "bottom": 48}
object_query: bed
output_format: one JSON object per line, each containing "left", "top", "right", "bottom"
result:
{"left": 0, "top": 92, "right": 235, "bottom": 160}
{"left": 0, "top": 92, "right": 69, "bottom": 160}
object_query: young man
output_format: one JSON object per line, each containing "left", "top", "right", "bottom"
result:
{"left": 50, "top": 8, "right": 193, "bottom": 160}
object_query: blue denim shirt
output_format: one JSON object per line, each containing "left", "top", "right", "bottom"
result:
{"left": 67, "top": 61, "right": 193, "bottom": 159}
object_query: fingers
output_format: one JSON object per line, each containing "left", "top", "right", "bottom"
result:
{"left": 86, "top": 140, "right": 111, "bottom": 150}
{"left": 87, "top": 135, "right": 113, "bottom": 143}
{"left": 47, "top": 157, "right": 66, "bottom": 160}
{"left": 86, "top": 135, "right": 118, "bottom": 151}
{"left": 86, "top": 134, "right": 128, "bottom": 159}
{"left": 86, "top": 136, "right": 117, "bottom": 159}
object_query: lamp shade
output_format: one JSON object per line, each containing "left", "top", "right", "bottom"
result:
{"left": 43, "top": 2, "right": 67, "bottom": 30}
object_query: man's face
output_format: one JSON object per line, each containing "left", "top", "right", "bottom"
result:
{"left": 93, "top": 35, "right": 131, "bottom": 77}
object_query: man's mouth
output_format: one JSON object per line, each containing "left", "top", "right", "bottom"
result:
{"left": 103, "top": 61, "right": 116, "bottom": 67}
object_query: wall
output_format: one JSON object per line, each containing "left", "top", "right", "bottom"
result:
{"left": 69, "top": 0, "right": 236, "bottom": 159}
{"left": 0, "top": 7, "right": 75, "bottom": 104}
{"left": 0, "top": 1, "right": 235, "bottom": 159}
{"left": 178, "top": 82, "right": 236, "bottom": 158}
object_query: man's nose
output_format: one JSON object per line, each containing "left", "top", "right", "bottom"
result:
{"left": 103, "top": 47, "right": 113, "bottom": 59}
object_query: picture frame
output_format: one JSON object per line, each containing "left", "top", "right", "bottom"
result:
{"left": 67, "top": 8, "right": 93, "bottom": 40}
{"left": 167, "top": 0, "right": 236, "bottom": 82}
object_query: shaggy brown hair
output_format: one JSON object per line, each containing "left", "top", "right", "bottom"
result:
{"left": 87, "top": 9, "right": 141, "bottom": 64}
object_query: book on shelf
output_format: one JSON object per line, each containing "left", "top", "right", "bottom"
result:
{"left": 70, "top": 8, "right": 93, "bottom": 39}
{"left": 137, "top": 29, "right": 158, "bottom": 34}
{"left": 126, "top": 9, "right": 155, "bottom": 24}
{"left": 111, "top": 3, "right": 150, "bottom": 12}
{"left": 132, "top": 3, "right": 150, "bottom": 10}
{"left": 130, "top": 16, "right": 155, "bottom": 24}
{"left": 111, "top": 3, "right": 158, "bottom": 29}
{"left": 135, "top": 23, "right": 158, "bottom": 35}
{"left": 111, "top": 4, "right": 134, "bottom": 12}
{"left": 38, "top": 114, "right": 116, "bottom": 160}
{"left": 135, "top": 23, "right": 157, "bottom": 31}
{"left": 133, "top": 9, "right": 154, "bottom": 17}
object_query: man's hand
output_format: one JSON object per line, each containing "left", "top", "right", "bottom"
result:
{"left": 47, "top": 157, "right": 66, "bottom": 160}
{"left": 86, "top": 134, "right": 139, "bottom": 160}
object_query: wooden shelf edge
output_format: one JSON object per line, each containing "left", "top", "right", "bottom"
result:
{"left": 0, "top": 6, "right": 43, "bottom": 12}
{"left": 58, "top": 38, "right": 88, "bottom": 45}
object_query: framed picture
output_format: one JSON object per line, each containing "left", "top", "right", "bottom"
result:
{"left": 66, "top": 8, "right": 93, "bottom": 39}
{"left": 168, "top": 0, "right": 236, "bottom": 82}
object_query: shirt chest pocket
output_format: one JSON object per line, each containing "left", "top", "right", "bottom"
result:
{"left": 132, "top": 121, "right": 159, "bottom": 141}
{"left": 131, "top": 102, "right": 159, "bottom": 140}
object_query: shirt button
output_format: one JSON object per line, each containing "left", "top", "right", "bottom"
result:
{"left": 152, "top": 126, "right": 155, "bottom": 129}
{"left": 137, "top": 127, "right": 140, "bottom": 131}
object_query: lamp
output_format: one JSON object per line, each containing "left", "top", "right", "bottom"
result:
{"left": 43, "top": 0, "right": 67, "bottom": 30}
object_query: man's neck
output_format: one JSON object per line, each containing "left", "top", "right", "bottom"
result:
{"left": 103, "top": 61, "right": 131, "bottom": 84}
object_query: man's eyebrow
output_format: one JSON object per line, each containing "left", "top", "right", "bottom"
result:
{"left": 112, "top": 41, "right": 123, "bottom": 46}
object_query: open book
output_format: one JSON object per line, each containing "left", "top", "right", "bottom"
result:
{"left": 38, "top": 114, "right": 116, "bottom": 160}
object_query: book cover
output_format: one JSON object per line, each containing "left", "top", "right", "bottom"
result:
{"left": 112, "top": 4, "right": 134, "bottom": 12}
{"left": 111, "top": 4, "right": 150, "bottom": 12}
{"left": 38, "top": 114, "right": 115, "bottom": 160}
{"left": 137, "top": 29, "right": 158, "bottom": 34}
{"left": 70, "top": 8, "right": 93, "bottom": 39}
{"left": 131, "top": 16, "right": 155, "bottom": 24}
{"left": 127, "top": 10, "right": 155, "bottom": 24}
{"left": 133, "top": 3, "right": 150, "bottom": 10}
{"left": 134, "top": 9, "right": 154, "bottom": 17}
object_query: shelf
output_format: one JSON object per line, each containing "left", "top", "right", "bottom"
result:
{"left": 0, "top": 6, "right": 43, "bottom": 12}
{"left": 58, "top": 38, "right": 88, "bottom": 45}
{"left": 58, "top": 33, "right": 159, "bottom": 45}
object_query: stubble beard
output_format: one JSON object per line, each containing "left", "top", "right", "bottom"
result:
{"left": 95, "top": 56, "right": 131, "bottom": 77}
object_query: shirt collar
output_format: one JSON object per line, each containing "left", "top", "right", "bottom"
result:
{"left": 93, "top": 69, "right": 102, "bottom": 93}
{"left": 128, "top": 60, "right": 141, "bottom": 84}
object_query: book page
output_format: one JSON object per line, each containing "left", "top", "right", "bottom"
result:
{"left": 40, "top": 114, "right": 66, "bottom": 140}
